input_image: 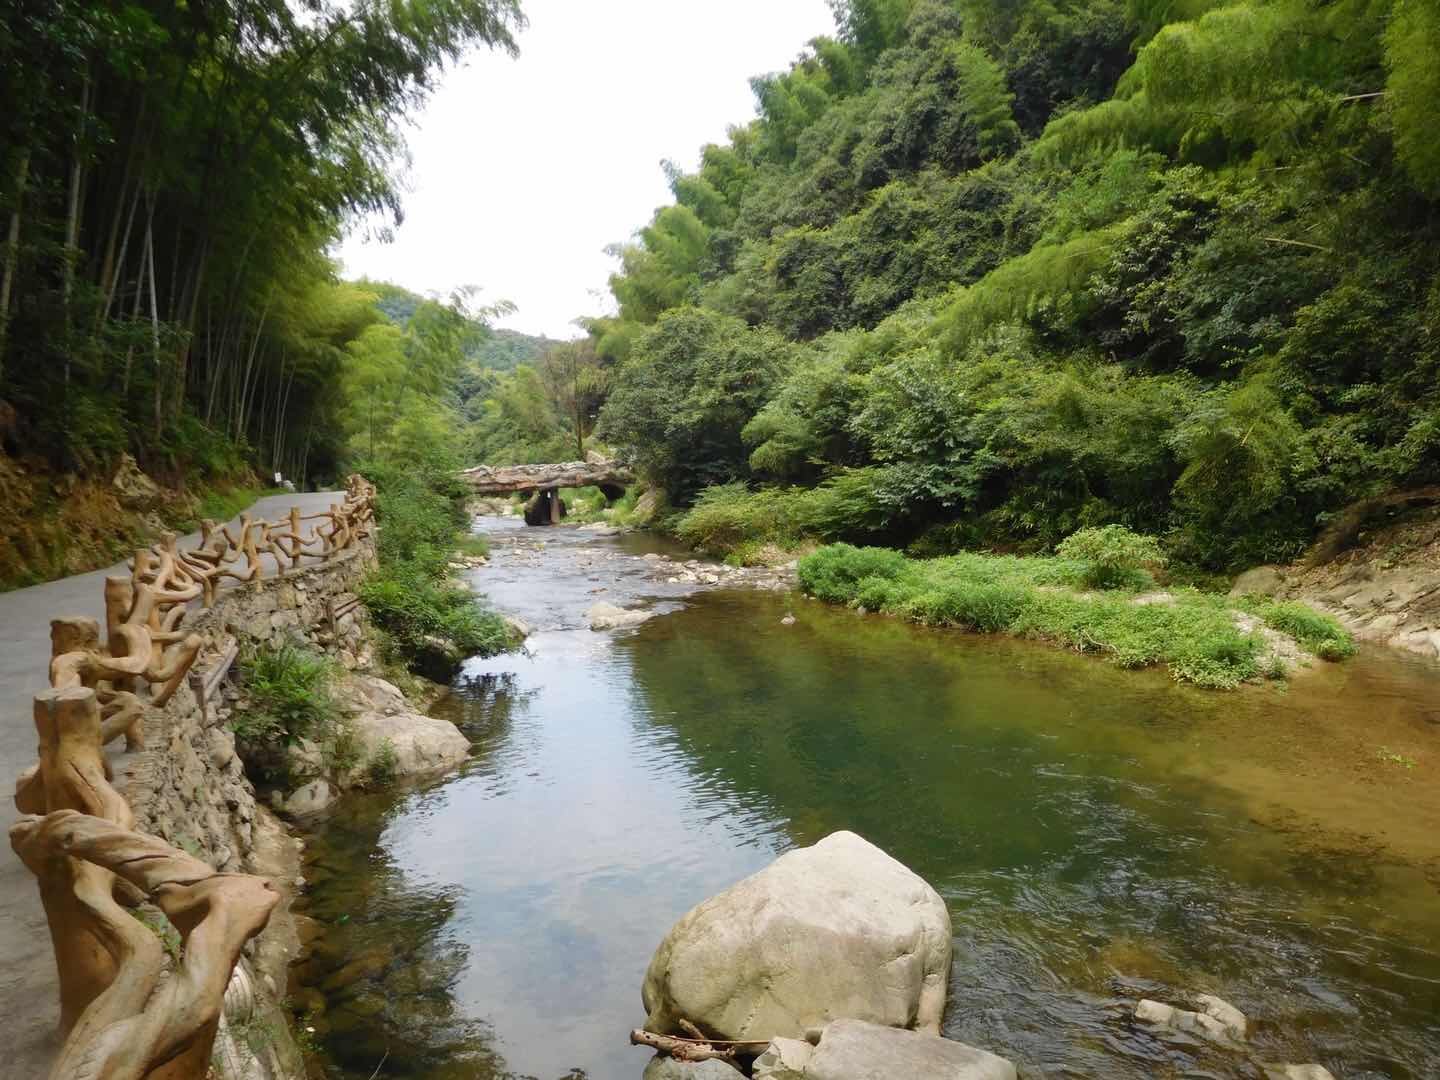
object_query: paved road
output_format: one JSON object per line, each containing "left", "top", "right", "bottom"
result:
{"left": 0, "top": 490, "right": 343, "bottom": 1073}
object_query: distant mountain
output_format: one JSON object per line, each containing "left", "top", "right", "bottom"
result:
{"left": 471, "top": 328, "right": 561, "bottom": 372}
{"left": 364, "top": 280, "right": 424, "bottom": 327}
{"left": 358, "top": 279, "right": 559, "bottom": 372}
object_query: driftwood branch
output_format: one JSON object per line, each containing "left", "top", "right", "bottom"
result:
{"left": 630, "top": 1029, "right": 740, "bottom": 1064}
{"left": 630, "top": 1019, "right": 774, "bottom": 1064}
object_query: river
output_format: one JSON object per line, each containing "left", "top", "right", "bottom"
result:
{"left": 290, "top": 515, "right": 1440, "bottom": 1080}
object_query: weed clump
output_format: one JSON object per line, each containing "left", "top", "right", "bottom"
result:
{"left": 231, "top": 640, "right": 350, "bottom": 786}
{"left": 1247, "top": 600, "right": 1356, "bottom": 660}
{"left": 232, "top": 640, "right": 336, "bottom": 747}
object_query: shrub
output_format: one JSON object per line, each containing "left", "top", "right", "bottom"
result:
{"left": 797, "top": 544, "right": 909, "bottom": 602}
{"left": 358, "top": 453, "right": 513, "bottom": 675}
{"left": 359, "top": 565, "right": 510, "bottom": 665}
{"left": 902, "top": 581, "right": 1028, "bottom": 631}
{"left": 231, "top": 640, "right": 355, "bottom": 787}
{"left": 455, "top": 532, "right": 490, "bottom": 559}
{"left": 675, "top": 471, "right": 895, "bottom": 559}
{"left": 1056, "top": 525, "right": 1166, "bottom": 589}
{"left": 675, "top": 483, "right": 768, "bottom": 554}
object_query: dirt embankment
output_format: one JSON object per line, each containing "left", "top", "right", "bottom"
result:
{"left": 0, "top": 452, "right": 246, "bottom": 591}
{"left": 1233, "top": 498, "right": 1440, "bottom": 662}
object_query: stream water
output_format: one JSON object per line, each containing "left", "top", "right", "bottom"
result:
{"left": 291, "top": 516, "right": 1440, "bottom": 1080}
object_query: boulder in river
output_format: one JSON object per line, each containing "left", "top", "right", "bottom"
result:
{"left": 805, "top": 1019, "right": 1017, "bottom": 1080}
{"left": 1264, "top": 1067, "right": 1337, "bottom": 1080}
{"left": 283, "top": 778, "right": 333, "bottom": 816}
{"left": 587, "top": 601, "right": 653, "bottom": 630}
{"left": 343, "top": 675, "right": 470, "bottom": 777}
{"left": 641, "top": 831, "right": 951, "bottom": 1042}
{"left": 1135, "top": 993, "right": 1247, "bottom": 1043}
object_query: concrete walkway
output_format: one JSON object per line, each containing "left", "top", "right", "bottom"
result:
{"left": 0, "top": 490, "right": 343, "bottom": 1073}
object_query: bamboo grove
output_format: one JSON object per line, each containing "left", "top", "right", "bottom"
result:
{"left": 0, "top": 0, "right": 522, "bottom": 483}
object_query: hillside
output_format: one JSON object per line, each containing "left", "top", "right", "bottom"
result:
{"left": 592, "top": 0, "right": 1440, "bottom": 572}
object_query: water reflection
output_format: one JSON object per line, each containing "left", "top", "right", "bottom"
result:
{"left": 294, "top": 521, "right": 1440, "bottom": 1080}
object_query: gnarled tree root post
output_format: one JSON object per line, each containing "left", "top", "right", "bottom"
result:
{"left": 11, "top": 687, "right": 278, "bottom": 1080}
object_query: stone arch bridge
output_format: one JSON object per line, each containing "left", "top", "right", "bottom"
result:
{"left": 459, "top": 459, "right": 634, "bottom": 525}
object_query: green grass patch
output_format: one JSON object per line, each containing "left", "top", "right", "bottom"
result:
{"left": 233, "top": 640, "right": 337, "bottom": 746}
{"left": 454, "top": 532, "right": 490, "bottom": 558}
{"left": 231, "top": 639, "right": 354, "bottom": 787}
{"left": 798, "top": 544, "right": 1355, "bottom": 689}
{"left": 1240, "top": 598, "right": 1357, "bottom": 660}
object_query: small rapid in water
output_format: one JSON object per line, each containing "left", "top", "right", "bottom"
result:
{"left": 292, "top": 516, "right": 1440, "bottom": 1080}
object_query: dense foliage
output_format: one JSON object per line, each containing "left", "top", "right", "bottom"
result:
{"left": 0, "top": 0, "right": 522, "bottom": 485}
{"left": 357, "top": 454, "right": 509, "bottom": 674}
{"left": 595, "top": 0, "right": 1440, "bottom": 570}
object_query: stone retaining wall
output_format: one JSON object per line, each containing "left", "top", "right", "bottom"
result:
{"left": 123, "top": 540, "right": 376, "bottom": 862}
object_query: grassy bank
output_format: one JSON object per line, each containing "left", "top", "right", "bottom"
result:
{"left": 797, "top": 542, "right": 1354, "bottom": 689}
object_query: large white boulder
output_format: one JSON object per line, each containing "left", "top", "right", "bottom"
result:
{"left": 805, "top": 1019, "right": 1017, "bottom": 1080}
{"left": 343, "top": 675, "right": 470, "bottom": 777}
{"left": 642, "top": 831, "right": 952, "bottom": 1041}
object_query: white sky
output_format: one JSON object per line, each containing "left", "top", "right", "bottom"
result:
{"left": 335, "top": 0, "right": 837, "bottom": 339}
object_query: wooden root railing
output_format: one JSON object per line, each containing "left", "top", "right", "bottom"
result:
{"left": 11, "top": 475, "right": 375, "bottom": 1079}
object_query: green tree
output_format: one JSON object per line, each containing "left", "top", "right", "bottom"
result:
{"left": 537, "top": 339, "right": 609, "bottom": 460}
{"left": 598, "top": 309, "right": 794, "bottom": 498}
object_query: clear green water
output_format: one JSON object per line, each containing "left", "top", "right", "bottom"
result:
{"left": 292, "top": 519, "right": 1440, "bottom": 1079}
